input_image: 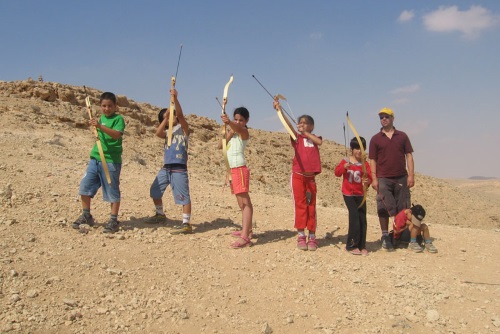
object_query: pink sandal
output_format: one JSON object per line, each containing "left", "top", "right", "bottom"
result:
{"left": 230, "top": 236, "right": 253, "bottom": 249}
{"left": 345, "top": 247, "right": 362, "bottom": 255}
{"left": 231, "top": 230, "right": 253, "bottom": 239}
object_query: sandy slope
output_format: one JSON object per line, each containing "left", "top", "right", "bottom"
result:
{"left": 0, "top": 80, "right": 499, "bottom": 333}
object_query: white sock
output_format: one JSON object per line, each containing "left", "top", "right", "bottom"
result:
{"left": 182, "top": 213, "right": 191, "bottom": 224}
{"left": 155, "top": 205, "right": 164, "bottom": 215}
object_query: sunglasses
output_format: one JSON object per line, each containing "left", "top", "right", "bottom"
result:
{"left": 379, "top": 115, "right": 391, "bottom": 120}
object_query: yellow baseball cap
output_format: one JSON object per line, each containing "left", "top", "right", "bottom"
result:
{"left": 378, "top": 107, "right": 394, "bottom": 117}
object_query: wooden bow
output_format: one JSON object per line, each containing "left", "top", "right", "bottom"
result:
{"left": 84, "top": 86, "right": 111, "bottom": 185}
{"left": 166, "top": 76, "right": 176, "bottom": 147}
{"left": 221, "top": 75, "right": 234, "bottom": 183}
{"left": 346, "top": 111, "right": 367, "bottom": 208}
{"left": 273, "top": 94, "right": 297, "bottom": 141}
{"left": 166, "top": 44, "right": 183, "bottom": 147}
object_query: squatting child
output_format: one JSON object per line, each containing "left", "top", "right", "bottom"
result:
{"left": 391, "top": 204, "right": 438, "bottom": 253}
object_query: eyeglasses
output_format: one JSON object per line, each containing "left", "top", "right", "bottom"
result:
{"left": 379, "top": 115, "right": 391, "bottom": 120}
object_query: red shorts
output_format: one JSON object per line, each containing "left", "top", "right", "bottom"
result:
{"left": 230, "top": 166, "right": 250, "bottom": 194}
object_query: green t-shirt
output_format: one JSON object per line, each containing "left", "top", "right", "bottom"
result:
{"left": 90, "top": 113, "right": 125, "bottom": 163}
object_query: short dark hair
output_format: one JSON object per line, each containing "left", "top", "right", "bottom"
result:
{"left": 100, "top": 92, "right": 117, "bottom": 104}
{"left": 298, "top": 115, "right": 314, "bottom": 125}
{"left": 158, "top": 108, "right": 167, "bottom": 123}
{"left": 158, "top": 108, "right": 177, "bottom": 123}
{"left": 350, "top": 137, "right": 367, "bottom": 150}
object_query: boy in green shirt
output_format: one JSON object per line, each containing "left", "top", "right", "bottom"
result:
{"left": 72, "top": 92, "right": 125, "bottom": 233}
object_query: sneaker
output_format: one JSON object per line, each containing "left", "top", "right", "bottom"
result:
{"left": 307, "top": 237, "right": 318, "bottom": 251}
{"left": 408, "top": 242, "right": 424, "bottom": 253}
{"left": 170, "top": 223, "right": 193, "bottom": 235}
{"left": 145, "top": 213, "right": 167, "bottom": 224}
{"left": 424, "top": 242, "right": 438, "bottom": 253}
{"left": 103, "top": 219, "right": 120, "bottom": 234}
{"left": 72, "top": 214, "right": 95, "bottom": 229}
{"left": 381, "top": 235, "right": 394, "bottom": 251}
{"left": 297, "top": 236, "right": 307, "bottom": 251}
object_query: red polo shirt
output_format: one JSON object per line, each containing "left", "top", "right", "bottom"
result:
{"left": 369, "top": 128, "right": 413, "bottom": 178}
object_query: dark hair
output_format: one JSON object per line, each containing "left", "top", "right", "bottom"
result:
{"left": 158, "top": 108, "right": 177, "bottom": 124}
{"left": 410, "top": 204, "right": 426, "bottom": 220}
{"left": 298, "top": 115, "right": 314, "bottom": 126}
{"left": 234, "top": 107, "right": 250, "bottom": 121}
{"left": 100, "top": 92, "right": 117, "bottom": 104}
{"left": 350, "top": 137, "right": 367, "bottom": 150}
{"left": 158, "top": 108, "right": 167, "bottom": 123}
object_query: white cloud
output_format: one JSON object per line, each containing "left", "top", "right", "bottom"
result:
{"left": 391, "top": 98, "right": 410, "bottom": 106}
{"left": 423, "top": 5, "right": 499, "bottom": 39}
{"left": 309, "top": 32, "right": 323, "bottom": 40}
{"left": 398, "top": 10, "right": 415, "bottom": 23}
{"left": 391, "top": 84, "right": 420, "bottom": 94}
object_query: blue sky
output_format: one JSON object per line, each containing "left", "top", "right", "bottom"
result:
{"left": 1, "top": 1, "right": 499, "bottom": 179}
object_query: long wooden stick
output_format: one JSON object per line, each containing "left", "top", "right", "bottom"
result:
{"left": 84, "top": 86, "right": 111, "bottom": 185}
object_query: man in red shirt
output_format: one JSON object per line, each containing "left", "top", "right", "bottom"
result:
{"left": 369, "top": 107, "right": 414, "bottom": 251}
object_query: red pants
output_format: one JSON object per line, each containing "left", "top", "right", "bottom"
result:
{"left": 291, "top": 173, "right": 317, "bottom": 232}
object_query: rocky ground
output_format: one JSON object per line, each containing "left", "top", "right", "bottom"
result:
{"left": 0, "top": 80, "right": 499, "bottom": 333}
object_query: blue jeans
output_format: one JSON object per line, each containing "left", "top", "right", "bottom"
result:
{"left": 150, "top": 167, "right": 191, "bottom": 205}
{"left": 79, "top": 159, "right": 121, "bottom": 202}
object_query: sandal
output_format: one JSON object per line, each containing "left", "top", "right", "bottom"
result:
{"left": 230, "top": 236, "right": 253, "bottom": 249}
{"left": 361, "top": 249, "right": 369, "bottom": 256}
{"left": 345, "top": 247, "right": 362, "bottom": 255}
{"left": 231, "top": 230, "right": 253, "bottom": 239}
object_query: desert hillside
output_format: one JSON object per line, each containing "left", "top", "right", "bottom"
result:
{"left": 1, "top": 80, "right": 499, "bottom": 334}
